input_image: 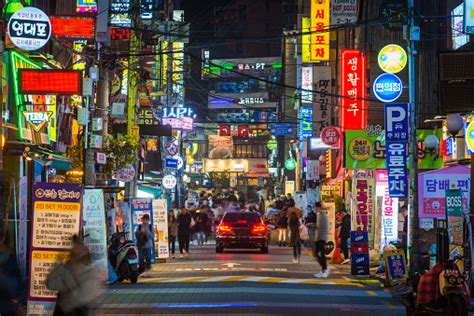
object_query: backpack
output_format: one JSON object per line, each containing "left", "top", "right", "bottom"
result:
{"left": 136, "top": 224, "right": 151, "bottom": 248}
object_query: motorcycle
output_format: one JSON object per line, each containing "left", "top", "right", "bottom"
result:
{"left": 108, "top": 232, "right": 139, "bottom": 283}
{"left": 398, "top": 254, "right": 469, "bottom": 316}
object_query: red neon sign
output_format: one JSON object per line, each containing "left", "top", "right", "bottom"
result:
{"left": 50, "top": 16, "right": 95, "bottom": 39}
{"left": 340, "top": 50, "right": 367, "bottom": 131}
{"left": 110, "top": 27, "right": 131, "bottom": 40}
{"left": 19, "top": 70, "right": 82, "bottom": 95}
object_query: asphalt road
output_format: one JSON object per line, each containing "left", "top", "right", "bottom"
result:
{"left": 97, "top": 243, "right": 404, "bottom": 315}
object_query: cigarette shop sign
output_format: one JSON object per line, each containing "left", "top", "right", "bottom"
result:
{"left": 8, "top": 7, "right": 51, "bottom": 51}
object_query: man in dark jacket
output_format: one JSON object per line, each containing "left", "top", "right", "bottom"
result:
{"left": 339, "top": 209, "right": 351, "bottom": 264}
{"left": 177, "top": 206, "right": 192, "bottom": 257}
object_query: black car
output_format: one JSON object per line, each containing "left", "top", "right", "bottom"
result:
{"left": 215, "top": 211, "right": 269, "bottom": 253}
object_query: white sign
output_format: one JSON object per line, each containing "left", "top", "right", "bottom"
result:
{"left": 301, "top": 67, "right": 313, "bottom": 103}
{"left": 306, "top": 160, "right": 320, "bottom": 180}
{"left": 452, "top": 4, "right": 469, "bottom": 49}
{"left": 152, "top": 199, "right": 169, "bottom": 259}
{"left": 312, "top": 66, "right": 332, "bottom": 134}
{"left": 166, "top": 141, "right": 179, "bottom": 156}
{"left": 238, "top": 97, "right": 265, "bottom": 105}
{"left": 323, "top": 202, "right": 336, "bottom": 257}
{"left": 96, "top": 152, "right": 107, "bottom": 165}
{"left": 83, "top": 189, "right": 108, "bottom": 280}
{"left": 8, "top": 7, "right": 51, "bottom": 51}
{"left": 116, "top": 164, "right": 135, "bottom": 182}
{"left": 176, "top": 156, "right": 184, "bottom": 169}
{"left": 465, "top": 0, "right": 474, "bottom": 34}
{"left": 376, "top": 170, "right": 399, "bottom": 251}
{"left": 331, "top": 0, "right": 358, "bottom": 25}
{"left": 162, "top": 174, "right": 177, "bottom": 189}
{"left": 285, "top": 180, "right": 295, "bottom": 195}
{"left": 163, "top": 107, "right": 194, "bottom": 119}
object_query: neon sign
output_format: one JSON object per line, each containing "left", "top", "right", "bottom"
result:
{"left": 23, "top": 111, "right": 52, "bottom": 132}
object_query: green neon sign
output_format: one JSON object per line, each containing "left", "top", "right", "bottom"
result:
{"left": 285, "top": 158, "right": 297, "bottom": 171}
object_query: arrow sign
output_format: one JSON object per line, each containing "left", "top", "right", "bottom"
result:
{"left": 222, "top": 263, "right": 241, "bottom": 269}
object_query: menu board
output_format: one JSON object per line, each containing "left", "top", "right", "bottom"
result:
{"left": 28, "top": 183, "right": 82, "bottom": 316}
{"left": 384, "top": 249, "right": 408, "bottom": 286}
{"left": 152, "top": 199, "right": 169, "bottom": 259}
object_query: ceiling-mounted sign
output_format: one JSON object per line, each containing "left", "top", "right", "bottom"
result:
{"left": 378, "top": 44, "right": 407, "bottom": 74}
{"left": 162, "top": 175, "right": 177, "bottom": 189}
{"left": 19, "top": 70, "right": 82, "bottom": 95}
{"left": 8, "top": 7, "right": 51, "bottom": 51}
{"left": 23, "top": 111, "right": 52, "bottom": 132}
{"left": 321, "top": 127, "right": 340, "bottom": 147}
{"left": 373, "top": 73, "right": 403, "bottom": 103}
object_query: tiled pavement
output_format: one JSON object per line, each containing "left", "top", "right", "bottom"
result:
{"left": 97, "top": 244, "right": 404, "bottom": 315}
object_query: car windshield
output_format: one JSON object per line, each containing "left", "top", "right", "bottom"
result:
{"left": 223, "top": 212, "right": 261, "bottom": 225}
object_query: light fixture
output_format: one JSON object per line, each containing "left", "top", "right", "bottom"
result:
{"left": 423, "top": 134, "right": 440, "bottom": 159}
{"left": 446, "top": 113, "right": 464, "bottom": 137}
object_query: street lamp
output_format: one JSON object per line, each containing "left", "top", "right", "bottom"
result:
{"left": 446, "top": 113, "right": 464, "bottom": 137}
{"left": 423, "top": 134, "right": 440, "bottom": 159}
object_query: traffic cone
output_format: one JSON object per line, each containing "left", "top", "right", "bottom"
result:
{"left": 331, "top": 231, "right": 343, "bottom": 264}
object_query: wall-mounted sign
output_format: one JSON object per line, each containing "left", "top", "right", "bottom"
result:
{"left": 351, "top": 170, "right": 376, "bottom": 249}
{"left": 301, "top": 17, "right": 311, "bottom": 63}
{"left": 19, "top": 70, "right": 82, "bottom": 95}
{"left": 321, "top": 127, "right": 340, "bottom": 147}
{"left": 23, "top": 111, "right": 52, "bottom": 132}
{"left": 373, "top": 73, "right": 403, "bottom": 103}
{"left": 299, "top": 106, "right": 313, "bottom": 140}
{"left": 238, "top": 97, "right": 264, "bottom": 105}
{"left": 110, "top": 27, "right": 131, "bottom": 40}
{"left": 378, "top": 44, "right": 407, "bottom": 74}
{"left": 313, "top": 65, "right": 332, "bottom": 134}
{"left": 310, "top": 0, "right": 330, "bottom": 61}
{"left": 465, "top": 121, "right": 474, "bottom": 153}
{"left": 464, "top": 1, "right": 474, "bottom": 34}
{"left": 165, "top": 157, "right": 178, "bottom": 169}
{"left": 269, "top": 123, "right": 294, "bottom": 136}
{"left": 162, "top": 107, "right": 194, "bottom": 130}
{"left": 208, "top": 135, "right": 233, "bottom": 159}
{"left": 116, "top": 164, "right": 135, "bottom": 182}
{"left": 331, "top": 0, "right": 357, "bottom": 25}
{"left": 301, "top": 67, "right": 313, "bottom": 103}
{"left": 96, "top": 152, "right": 107, "bottom": 165}
{"left": 8, "top": 7, "right": 51, "bottom": 51}
{"left": 50, "top": 16, "right": 95, "bottom": 39}
{"left": 285, "top": 158, "right": 297, "bottom": 171}
{"left": 452, "top": 4, "right": 469, "bottom": 50}
{"left": 162, "top": 174, "right": 177, "bottom": 189}
{"left": 77, "top": 0, "right": 97, "bottom": 12}
{"left": 446, "top": 189, "right": 464, "bottom": 246}
{"left": 219, "top": 124, "right": 250, "bottom": 137}
{"left": 340, "top": 50, "right": 367, "bottom": 131}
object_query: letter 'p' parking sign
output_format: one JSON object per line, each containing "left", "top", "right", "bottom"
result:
{"left": 384, "top": 103, "right": 409, "bottom": 142}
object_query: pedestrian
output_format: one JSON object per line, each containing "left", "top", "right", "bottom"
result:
{"left": 135, "top": 214, "right": 153, "bottom": 274}
{"left": 339, "top": 209, "right": 351, "bottom": 264}
{"left": 195, "top": 208, "right": 209, "bottom": 247}
{"left": 305, "top": 205, "right": 317, "bottom": 248}
{"left": 286, "top": 200, "right": 303, "bottom": 220}
{"left": 177, "top": 205, "right": 192, "bottom": 258}
{"left": 168, "top": 210, "right": 178, "bottom": 258}
{"left": 47, "top": 235, "right": 101, "bottom": 316}
{"left": 314, "top": 203, "right": 330, "bottom": 278}
{"left": 276, "top": 208, "right": 288, "bottom": 247}
{"left": 0, "top": 241, "right": 23, "bottom": 316}
{"left": 288, "top": 212, "right": 302, "bottom": 263}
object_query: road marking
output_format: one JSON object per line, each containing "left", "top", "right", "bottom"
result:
{"left": 367, "top": 290, "right": 378, "bottom": 296}
{"left": 141, "top": 275, "right": 365, "bottom": 287}
{"left": 175, "top": 267, "right": 288, "bottom": 272}
{"left": 222, "top": 262, "right": 241, "bottom": 268}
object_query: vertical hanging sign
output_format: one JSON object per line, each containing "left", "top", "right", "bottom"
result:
{"left": 340, "top": 50, "right": 367, "bottom": 131}
{"left": 310, "top": 0, "right": 330, "bottom": 61}
{"left": 301, "top": 17, "right": 312, "bottom": 63}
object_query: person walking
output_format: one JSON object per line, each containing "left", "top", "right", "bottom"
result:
{"left": 339, "top": 209, "right": 351, "bottom": 264}
{"left": 168, "top": 210, "right": 178, "bottom": 258}
{"left": 276, "top": 208, "right": 288, "bottom": 247}
{"left": 305, "top": 205, "right": 317, "bottom": 248}
{"left": 314, "top": 203, "right": 330, "bottom": 278}
{"left": 286, "top": 200, "right": 303, "bottom": 220}
{"left": 288, "top": 212, "right": 302, "bottom": 263}
{"left": 135, "top": 214, "right": 153, "bottom": 274}
{"left": 177, "top": 206, "right": 192, "bottom": 258}
{"left": 195, "top": 208, "right": 209, "bottom": 247}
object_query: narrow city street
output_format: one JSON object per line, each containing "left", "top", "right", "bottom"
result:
{"left": 97, "top": 244, "right": 403, "bottom": 315}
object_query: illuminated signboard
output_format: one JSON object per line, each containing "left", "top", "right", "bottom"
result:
{"left": 452, "top": 4, "right": 469, "bottom": 50}
{"left": 340, "top": 50, "right": 367, "bottom": 131}
{"left": 162, "top": 107, "right": 194, "bottom": 130}
{"left": 110, "top": 0, "right": 131, "bottom": 27}
{"left": 372, "top": 73, "right": 403, "bottom": 103}
{"left": 19, "top": 70, "right": 82, "bottom": 95}
{"left": 301, "top": 66, "right": 313, "bottom": 103}
{"left": 377, "top": 44, "right": 407, "bottom": 74}
{"left": 302, "top": 17, "right": 311, "bottom": 63}
{"left": 76, "top": 0, "right": 97, "bottom": 13}
{"left": 50, "top": 17, "right": 95, "bottom": 39}
{"left": 238, "top": 97, "right": 264, "bottom": 105}
{"left": 23, "top": 111, "right": 52, "bottom": 132}
{"left": 465, "top": 0, "right": 474, "bottom": 34}
{"left": 7, "top": 6, "right": 51, "bottom": 51}
{"left": 299, "top": 106, "right": 313, "bottom": 140}
{"left": 204, "top": 57, "right": 282, "bottom": 79}
{"left": 110, "top": 27, "right": 131, "bottom": 40}
{"left": 310, "top": 0, "right": 330, "bottom": 61}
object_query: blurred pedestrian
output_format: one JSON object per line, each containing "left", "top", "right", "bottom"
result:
{"left": 135, "top": 214, "right": 153, "bottom": 274}
{"left": 177, "top": 206, "right": 192, "bottom": 258}
{"left": 0, "top": 241, "right": 23, "bottom": 316}
{"left": 314, "top": 204, "right": 330, "bottom": 278}
{"left": 195, "top": 208, "right": 209, "bottom": 247}
{"left": 168, "top": 210, "right": 178, "bottom": 258}
{"left": 276, "top": 209, "right": 288, "bottom": 247}
{"left": 47, "top": 235, "right": 101, "bottom": 316}
{"left": 305, "top": 205, "right": 317, "bottom": 248}
{"left": 288, "top": 212, "right": 302, "bottom": 263}
{"left": 286, "top": 200, "right": 303, "bottom": 219}
{"left": 339, "top": 209, "right": 351, "bottom": 264}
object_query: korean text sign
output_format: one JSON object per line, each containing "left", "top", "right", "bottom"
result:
{"left": 310, "top": 0, "right": 330, "bottom": 61}
{"left": 152, "top": 199, "right": 170, "bottom": 259}
{"left": 418, "top": 165, "right": 470, "bottom": 219}
{"left": 384, "top": 250, "right": 408, "bottom": 286}
{"left": 446, "top": 190, "right": 464, "bottom": 246}
{"left": 130, "top": 198, "right": 156, "bottom": 263}
{"left": 28, "top": 183, "right": 82, "bottom": 315}
{"left": 340, "top": 50, "right": 367, "bottom": 131}
{"left": 313, "top": 65, "right": 332, "bottom": 134}
{"left": 351, "top": 169, "right": 376, "bottom": 250}
{"left": 375, "top": 170, "right": 399, "bottom": 250}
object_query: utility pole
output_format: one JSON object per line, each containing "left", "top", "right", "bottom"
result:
{"left": 407, "top": 0, "right": 419, "bottom": 273}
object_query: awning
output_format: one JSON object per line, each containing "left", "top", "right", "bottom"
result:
{"left": 30, "top": 148, "right": 72, "bottom": 171}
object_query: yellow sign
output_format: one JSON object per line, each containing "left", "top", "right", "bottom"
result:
{"left": 349, "top": 137, "right": 372, "bottom": 161}
{"left": 310, "top": 0, "right": 330, "bottom": 61}
{"left": 130, "top": 125, "right": 140, "bottom": 141}
{"left": 465, "top": 121, "right": 474, "bottom": 152}
{"left": 302, "top": 17, "right": 311, "bottom": 63}
{"left": 378, "top": 44, "right": 407, "bottom": 74}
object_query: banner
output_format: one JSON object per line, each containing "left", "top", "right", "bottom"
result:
{"left": 310, "top": 0, "right": 330, "bottom": 61}
{"left": 331, "top": 0, "right": 357, "bottom": 25}
{"left": 130, "top": 198, "right": 156, "bottom": 263}
{"left": 340, "top": 50, "right": 366, "bottom": 131}
{"left": 446, "top": 190, "right": 464, "bottom": 246}
{"left": 418, "top": 165, "right": 470, "bottom": 219}
{"left": 312, "top": 65, "right": 332, "bottom": 135}
{"left": 28, "top": 183, "right": 82, "bottom": 316}
{"left": 83, "top": 189, "right": 108, "bottom": 280}
{"left": 351, "top": 169, "right": 375, "bottom": 249}
{"left": 323, "top": 202, "right": 336, "bottom": 257}
{"left": 344, "top": 129, "right": 444, "bottom": 170}
{"left": 152, "top": 199, "right": 169, "bottom": 259}
{"left": 376, "top": 170, "right": 399, "bottom": 251}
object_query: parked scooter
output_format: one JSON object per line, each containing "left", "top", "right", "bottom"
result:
{"left": 108, "top": 232, "right": 139, "bottom": 283}
{"left": 398, "top": 255, "right": 469, "bottom": 316}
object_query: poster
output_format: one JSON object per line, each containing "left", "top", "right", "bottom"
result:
{"left": 130, "top": 198, "right": 156, "bottom": 263}
{"left": 446, "top": 190, "right": 464, "bottom": 246}
{"left": 294, "top": 192, "right": 307, "bottom": 213}
{"left": 306, "top": 160, "right": 320, "bottom": 180}
{"left": 285, "top": 181, "right": 295, "bottom": 195}
{"left": 323, "top": 202, "right": 336, "bottom": 257}
{"left": 152, "top": 199, "right": 169, "bottom": 259}
{"left": 82, "top": 189, "right": 108, "bottom": 280}
{"left": 351, "top": 169, "right": 376, "bottom": 250}
{"left": 208, "top": 135, "right": 233, "bottom": 159}
{"left": 28, "top": 183, "right": 82, "bottom": 316}
{"left": 18, "top": 176, "right": 28, "bottom": 279}
{"left": 375, "top": 170, "right": 399, "bottom": 251}
{"left": 418, "top": 165, "right": 470, "bottom": 218}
